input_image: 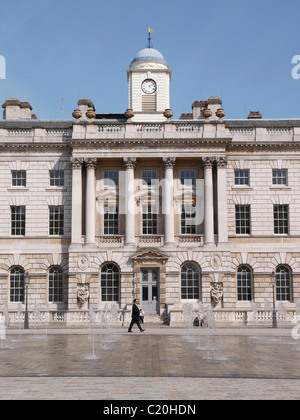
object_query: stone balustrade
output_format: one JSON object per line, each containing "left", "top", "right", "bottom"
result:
{"left": 4, "top": 308, "right": 299, "bottom": 327}
{"left": 1, "top": 121, "right": 300, "bottom": 144}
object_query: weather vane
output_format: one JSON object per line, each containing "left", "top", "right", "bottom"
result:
{"left": 146, "top": 26, "right": 154, "bottom": 48}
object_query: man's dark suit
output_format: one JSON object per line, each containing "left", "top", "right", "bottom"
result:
{"left": 128, "top": 302, "right": 143, "bottom": 332}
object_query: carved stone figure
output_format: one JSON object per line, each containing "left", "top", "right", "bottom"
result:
{"left": 77, "top": 285, "right": 89, "bottom": 305}
{"left": 211, "top": 282, "right": 223, "bottom": 307}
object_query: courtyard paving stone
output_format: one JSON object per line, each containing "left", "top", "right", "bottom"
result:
{"left": 0, "top": 326, "right": 299, "bottom": 400}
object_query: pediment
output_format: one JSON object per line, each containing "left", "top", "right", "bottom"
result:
{"left": 131, "top": 249, "right": 169, "bottom": 262}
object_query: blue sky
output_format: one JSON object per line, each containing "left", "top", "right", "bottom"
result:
{"left": 0, "top": 0, "right": 299, "bottom": 120}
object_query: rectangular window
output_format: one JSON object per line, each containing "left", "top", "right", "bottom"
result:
{"left": 274, "top": 204, "right": 289, "bottom": 234}
{"left": 237, "top": 267, "right": 252, "bottom": 301}
{"left": 234, "top": 169, "right": 249, "bottom": 186}
{"left": 49, "top": 206, "right": 64, "bottom": 236}
{"left": 181, "top": 204, "right": 196, "bottom": 234}
{"left": 104, "top": 205, "right": 119, "bottom": 235}
{"left": 142, "top": 205, "right": 158, "bottom": 235}
{"left": 10, "top": 268, "right": 24, "bottom": 302}
{"left": 235, "top": 205, "right": 251, "bottom": 235}
{"left": 104, "top": 170, "right": 119, "bottom": 187}
{"left": 180, "top": 170, "right": 195, "bottom": 187}
{"left": 48, "top": 268, "right": 63, "bottom": 303}
{"left": 272, "top": 169, "right": 287, "bottom": 185}
{"left": 50, "top": 170, "right": 64, "bottom": 187}
{"left": 11, "top": 206, "right": 26, "bottom": 236}
{"left": 11, "top": 170, "right": 26, "bottom": 187}
{"left": 142, "top": 170, "right": 157, "bottom": 187}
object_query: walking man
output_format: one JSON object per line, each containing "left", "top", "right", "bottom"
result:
{"left": 128, "top": 299, "right": 145, "bottom": 333}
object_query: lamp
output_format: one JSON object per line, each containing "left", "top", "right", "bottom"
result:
{"left": 24, "top": 272, "right": 30, "bottom": 329}
{"left": 271, "top": 271, "right": 277, "bottom": 328}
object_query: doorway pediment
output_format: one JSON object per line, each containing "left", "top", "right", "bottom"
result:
{"left": 130, "top": 249, "right": 169, "bottom": 263}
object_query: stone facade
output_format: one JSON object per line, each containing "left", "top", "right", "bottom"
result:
{"left": 0, "top": 45, "right": 299, "bottom": 325}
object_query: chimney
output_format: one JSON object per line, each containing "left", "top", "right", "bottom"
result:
{"left": 2, "top": 98, "right": 33, "bottom": 120}
{"left": 192, "top": 100, "right": 207, "bottom": 119}
{"left": 20, "top": 102, "right": 33, "bottom": 119}
{"left": 2, "top": 98, "right": 21, "bottom": 119}
{"left": 248, "top": 111, "right": 262, "bottom": 119}
{"left": 206, "top": 96, "right": 222, "bottom": 120}
{"left": 77, "top": 98, "right": 95, "bottom": 119}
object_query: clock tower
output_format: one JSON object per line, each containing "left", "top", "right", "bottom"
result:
{"left": 127, "top": 40, "right": 171, "bottom": 122}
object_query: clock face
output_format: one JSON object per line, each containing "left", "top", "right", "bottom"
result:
{"left": 141, "top": 79, "right": 157, "bottom": 94}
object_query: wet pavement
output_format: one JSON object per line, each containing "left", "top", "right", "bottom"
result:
{"left": 0, "top": 326, "right": 300, "bottom": 399}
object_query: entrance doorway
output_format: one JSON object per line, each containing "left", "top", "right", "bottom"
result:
{"left": 141, "top": 268, "right": 160, "bottom": 314}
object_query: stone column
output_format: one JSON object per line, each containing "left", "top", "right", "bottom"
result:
{"left": 216, "top": 157, "right": 228, "bottom": 244}
{"left": 203, "top": 157, "right": 215, "bottom": 245}
{"left": 163, "top": 157, "right": 176, "bottom": 246}
{"left": 85, "top": 158, "right": 97, "bottom": 246}
{"left": 71, "top": 158, "right": 84, "bottom": 245}
{"left": 124, "top": 157, "right": 137, "bottom": 246}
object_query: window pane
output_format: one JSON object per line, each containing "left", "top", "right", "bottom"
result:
{"left": 142, "top": 170, "right": 157, "bottom": 187}
{"left": 274, "top": 205, "right": 289, "bottom": 234}
{"left": 49, "top": 267, "right": 63, "bottom": 302}
{"left": 272, "top": 169, "right": 287, "bottom": 185}
{"left": 101, "top": 264, "right": 119, "bottom": 302}
{"left": 234, "top": 169, "right": 249, "bottom": 186}
{"left": 49, "top": 206, "right": 64, "bottom": 235}
{"left": 235, "top": 205, "right": 250, "bottom": 235}
{"left": 104, "top": 171, "right": 119, "bottom": 187}
{"left": 50, "top": 170, "right": 64, "bottom": 187}
{"left": 237, "top": 266, "right": 252, "bottom": 301}
{"left": 10, "top": 267, "right": 25, "bottom": 302}
{"left": 181, "top": 263, "right": 200, "bottom": 300}
{"left": 12, "top": 171, "right": 26, "bottom": 187}
{"left": 11, "top": 206, "right": 26, "bottom": 236}
{"left": 104, "top": 205, "right": 118, "bottom": 235}
{"left": 180, "top": 170, "right": 195, "bottom": 186}
{"left": 276, "top": 266, "right": 291, "bottom": 301}
{"left": 181, "top": 205, "right": 196, "bottom": 234}
{"left": 142, "top": 205, "right": 157, "bottom": 234}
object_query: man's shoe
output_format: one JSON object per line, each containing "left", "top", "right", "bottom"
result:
{"left": 128, "top": 330, "right": 133, "bottom": 333}
{"left": 140, "top": 329, "right": 145, "bottom": 332}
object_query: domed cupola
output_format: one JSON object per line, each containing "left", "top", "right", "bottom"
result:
{"left": 130, "top": 47, "right": 169, "bottom": 69}
{"left": 127, "top": 29, "right": 172, "bottom": 122}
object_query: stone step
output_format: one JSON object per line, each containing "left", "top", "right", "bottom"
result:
{"left": 142, "top": 314, "right": 162, "bottom": 324}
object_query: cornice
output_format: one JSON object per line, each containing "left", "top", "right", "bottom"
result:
{"left": 0, "top": 142, "right": 70, "bottom": 150}
{"left": 228, "top": 141, "right": 300, "bottom": 151}
{"left": 68, "top": 137, "right": 231, "bottom": 148}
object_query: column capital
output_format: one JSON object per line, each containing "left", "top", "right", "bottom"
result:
{"left": 123, "top": 157, "right": 137, "bottom": 169}
{"left": 71, "top": 157, "right": 84, "bottom": 168}
{"left": 202, "top": 157, "right": 215, "bottom": 168}
{"left": 215, "top": 157, "right": 228, "bottom": 168}
{"left": 84, "top": 157, "right": 98, "bottom": 170}
{"left": 163, "top": 157, "right": 176, "bottom": 169}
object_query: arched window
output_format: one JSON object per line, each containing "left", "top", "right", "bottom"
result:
{"left": 181, "top": 263, "right": 200, "bottom": 300}
{"left": 101, "top": 264, "right": 120, "bottom": 302}
{"left": 237, "top": 266, "right": 252, "bottom": 301}
{"left": 276, "top": 266, "right": 291, "bottom": 301}
{"left": 10, "top": 267, "right": 24, "bottom": 302}
{"left": 49, "top": 266, "right": 63, "bottom": 302}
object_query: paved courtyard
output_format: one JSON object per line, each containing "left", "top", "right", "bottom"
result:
{"left": 0, "top": 325, "right": 300, "bottom": 400}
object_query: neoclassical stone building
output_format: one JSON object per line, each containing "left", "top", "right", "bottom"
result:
{"left": 0, "top": 44, "right": 299, "bottom": 325}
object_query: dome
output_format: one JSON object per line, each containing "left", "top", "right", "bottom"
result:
{"left": 131, "top": 47, "right": 167, "bottom": 65}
